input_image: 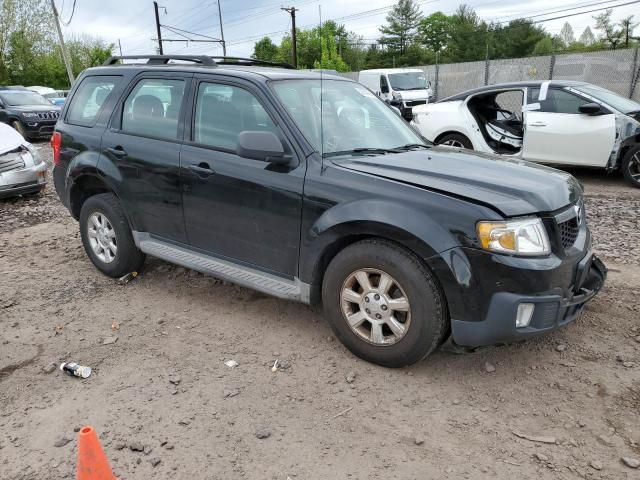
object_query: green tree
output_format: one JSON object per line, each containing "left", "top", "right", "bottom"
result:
{"left": 252, "top": 37, "right": 280, "bottom": 62}
{"left": 378, "top": 0, "right": 423, "bottom": 55}
{"left": 594, "top": 9, "right": 624, "bottom": 49}
{"left": 491, "top": 19, "right": 548, "bottom": 59}
{"left": 418, "top": 12, "right": 453, "bottom": 53}
{"left": 579, "top": 26, "right": 595, "bottom": 46}
{"left": 619, "top": 15, "right": 638, "bottom": 47}
{"left": 446, "top": 5, "right": 489, "bottom": 62}
{"left": 313, "top": 36, "right": 349, "bottom": 72}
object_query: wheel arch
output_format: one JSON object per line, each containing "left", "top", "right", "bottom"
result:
{"left": 434, "top": 130, "right": 473, "bottom": 147}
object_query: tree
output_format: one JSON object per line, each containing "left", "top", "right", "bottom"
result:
{"left": 619, "top": 15, "right": 638, "bottom": 47}
{"left": 445, "top": 5, "right": 489, "bottom": 62}
{"left": 594, "top": 9, "right": 624, "bottom": 49}
{"left": 579, "top": 26, "right": 595, "bottom": 46}
{"left": 560, "top": 22, "right": 575, "bottom": 47}
{"left": 252, "top": 37, "right": 280, "bottom": 62}
{"left": 418, "top": 12, "right": 453, "bottom": 53}
{"left": 492, "top": 19, "right": 548, "bottom": 59}
{"left": 378, "top": 0, "right": 423, "bottom": 55}
{"left": 313, "top": 36, "right": 349, "bottom": 72}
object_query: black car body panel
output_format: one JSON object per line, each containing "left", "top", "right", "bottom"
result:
{"left": 52, "top": 60, "right": 606, "bottom": 349}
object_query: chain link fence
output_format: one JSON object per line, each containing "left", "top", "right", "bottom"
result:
{"left": 339, "top": 47, "right": 640, "bottom": 102}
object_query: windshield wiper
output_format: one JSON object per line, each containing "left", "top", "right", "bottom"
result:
{"left": 322, "top": 147, "right": 402, "bottom": 158}
{"left": 394, "top": 143, "right": 430, "bottom": 151}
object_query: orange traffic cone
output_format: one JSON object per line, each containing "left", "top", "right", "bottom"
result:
{"left": 76, "top": 426, "right": 117, "bottom": 480}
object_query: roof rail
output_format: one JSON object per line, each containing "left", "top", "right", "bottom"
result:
{"left": 209, "top": 57, "right": 296, "bottom": 69}
{"left": 103, "top": 55, "right": 217, "bottom": 66}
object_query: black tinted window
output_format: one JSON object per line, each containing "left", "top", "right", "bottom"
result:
{"left": 193, "top": 83, "right": 277, "bottom": 150}
{"left": 122, "top": 79, "right": 185, "bottom": 140}
{"left": 529, "top": 88, "right": 588, "bottom": 114}
{"left": 66, "top": 76, "right": 120, "bottom": 126}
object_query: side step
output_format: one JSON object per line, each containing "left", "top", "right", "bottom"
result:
{"left": 133, "top": 232, "right": 310, "bottom": 303}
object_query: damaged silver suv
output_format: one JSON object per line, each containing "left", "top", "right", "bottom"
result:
{"left": 0, "top": 123, "right": 47, "bottom": 199}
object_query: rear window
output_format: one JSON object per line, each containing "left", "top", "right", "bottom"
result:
{"left": 66, "top": 76, "right": 120, "bottom": 126}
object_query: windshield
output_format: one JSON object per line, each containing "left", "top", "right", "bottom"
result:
{"left": 271, "top": 79, "right": 425, "bottom": 156}
{"left": 388, "top": 72, "right": 429, "bottom": 91}
{"left": 573, "top": 84, "right": 640, "bottom": 113}
{"left": 0, "top": 91, "right": 52, "bottom": 106}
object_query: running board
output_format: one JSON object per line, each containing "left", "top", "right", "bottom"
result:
{"left": 133, "top": 232, "right": 310, "bottom": 303}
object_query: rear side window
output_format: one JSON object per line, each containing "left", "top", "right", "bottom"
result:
{"left": 66, "top": 76, "right": 120, "bottom": 126}
{"left": 193, "top": 82, "right": 277, "bottom": 151}
{"left": 122, "top": 78, "right": 185, "bottom": 140}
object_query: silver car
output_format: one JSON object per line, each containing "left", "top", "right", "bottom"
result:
{"left": 0, "top": 122, "right": 47, "bottom": 198}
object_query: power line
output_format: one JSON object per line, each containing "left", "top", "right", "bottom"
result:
{"left": 59, "top": 0, "right": 76, "bottom": 26}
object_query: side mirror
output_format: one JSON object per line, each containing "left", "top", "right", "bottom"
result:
{"left": 237, "top": 131, "right": 290, "bottom": 164}
{"left": 579, "top": 103, "right": 603, "bottom": 115}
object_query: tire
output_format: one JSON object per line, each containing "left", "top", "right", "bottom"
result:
{"left": 10, "top": 120, "right": 27, "bottom": 139}
{"left": 79, "top": 193, "right": 145, "bottom": 277}
{"left": 436, "top": 133, "right": 473, "bottom": 149}
{"left": 322, "top": 239, "right": 448, "bottom": 367}
{"left": 621, "top": 145, "right": 640, "bottom": 188}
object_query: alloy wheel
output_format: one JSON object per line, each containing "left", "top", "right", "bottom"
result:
{"left": 87, "top": 212, "right": 117, "bottom": 264}
{"left": 340, "top": 268, "right": 411, "bottom": 346}
{"left": 628, "top": 151, "right": 640, "bottom": 182}
{"left": 441, "top": 139, "right": 464, "bottom": 148}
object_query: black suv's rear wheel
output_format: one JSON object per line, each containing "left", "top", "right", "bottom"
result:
{"left": 622, "top": 145, "right": 640, "bottom": 188}
{"left": 79, "top": 193, "right": 145, "bottom": 277}
{"left": 322, "top": 239, "right": 447, "bottom": 367}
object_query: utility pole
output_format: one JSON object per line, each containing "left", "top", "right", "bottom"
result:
{"left": 118, "top": 39, "right": 123, "bottom": 56}
{"left": 281, "top": 7, "right": 298, "bottom": 68}
{"left": 154, "top": 1, "right": 163, "bottom": 55}
{"left": 50, "top": 0, "right": 75, "bottom": 85}
{"left": 217, "top": 1, "right": 227, "bottom": 56}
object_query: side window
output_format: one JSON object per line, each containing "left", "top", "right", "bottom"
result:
{"left": 380, "top": 75, "right": 389, "bottom": 93}
{"left": 194, "top": 82, "right": 277, "bottom": 151}
{"left": 121, "top": 78, "right": 185, "bottom": 140}
{"left": 66, "top": 76, "right": 120, "bottom": 126}
{"left": 529, "top": 88, "right": 588, "bottom": 114}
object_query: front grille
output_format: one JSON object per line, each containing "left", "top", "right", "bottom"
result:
{"left": 405, "top": 100, "right": 427, "bottom": 108}
{"left": 558, "top": 217, "right": 579, "bottom": 249}
{"left": 0, "top": 151, "right": 26, "bottom": 173}
{"left": 36, "top": 111, "right": 60, "bottom": 120}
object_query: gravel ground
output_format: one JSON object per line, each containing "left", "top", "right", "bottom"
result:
{"left": 1, "top": 143, "right": 639, "bottom": 479}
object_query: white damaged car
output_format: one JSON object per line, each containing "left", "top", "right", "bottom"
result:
{"left": 0, "top": 122, "right": 47, "bottom": 198}
{"left": 411, "top": 80, "right": 640, "bottom": 187}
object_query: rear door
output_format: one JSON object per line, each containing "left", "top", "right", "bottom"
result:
{"left": 523, "top": 86, "right": 615, "bottom": 167}
{"left": 101, "top": 73, "right": 191, "bottom": 243}
{"left": 179, "top": 76, "right": 304, "bottom": 276}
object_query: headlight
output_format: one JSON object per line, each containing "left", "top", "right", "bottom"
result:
{"left": 477, "top": 217, "right": 550, "bottom": 256}
{"left": 392, "top": 91, "right": 402, "bottom": 101}
{"left": 21, "top": 112, "right": 39, "bottom": 118}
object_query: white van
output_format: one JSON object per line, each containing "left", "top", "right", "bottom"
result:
{"left": 358, "top": 68, "right": 434, "bottom": 120}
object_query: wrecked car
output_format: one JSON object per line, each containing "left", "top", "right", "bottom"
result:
{"left": 412, "top": 80, "right": 640, "bottom": 188}
{"left": 0, "top": 122, "right": 47, "bottom": 199}
{"left": 53, "top": 56, "right": 606, "bottom": 367}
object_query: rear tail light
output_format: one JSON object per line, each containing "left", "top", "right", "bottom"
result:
{"left": 51, "top": 131, "right": 61, "bottom": 165}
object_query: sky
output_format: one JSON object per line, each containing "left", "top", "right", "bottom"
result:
{"left": 61, "top": 0, "right": 639, "bottom": 59}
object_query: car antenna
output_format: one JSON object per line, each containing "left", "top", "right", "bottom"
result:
{"left": 319, "top": 4, "right": 325, "bottom": 171}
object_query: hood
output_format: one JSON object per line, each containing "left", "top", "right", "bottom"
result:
{"left": 396, "top": 89, "right": 431, "bottom": 101}
{"left": 9, "top": 105, "right": 61, "bottom": 113}
{"left": 333, "top": 148, "right": 582, "bottom": 217}
{"left": 0, "top": 123, "right": 27, "bottom": 154}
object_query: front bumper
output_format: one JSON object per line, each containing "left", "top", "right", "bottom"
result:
{"left": 21, "top": 120, "right": 57, "bottom": 139}
{"left": 450, "top": 253, "right": 606, "bottom": 347}
{"left": 0, "top": 162, "right": 47, "bottom": 199}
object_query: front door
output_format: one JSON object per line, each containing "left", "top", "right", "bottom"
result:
{"left": 101, "top": 74, "right": 190, "bottom": 243}
{"left": 180, "top": 78, "right": 304, "bottom": 277}
{"left": 523, "top": 87, "right": 616, "bottom": 167}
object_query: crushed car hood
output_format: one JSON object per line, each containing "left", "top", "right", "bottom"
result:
{"left": 0, "top": 123, "right": 27, "bottom": 155}
{"left": 333, "top": 147, "right": 582, "bottom": 217}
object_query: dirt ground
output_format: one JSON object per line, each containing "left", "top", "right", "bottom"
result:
{"left": 1, "top": 143, "right": 639, "bottom": 480}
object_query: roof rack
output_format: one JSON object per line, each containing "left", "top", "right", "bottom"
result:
{"left": 208, "top": 57, "right": 296, "bottom": 69}
{"left": 103, "top": 55, "right": 217, "bottom": 66}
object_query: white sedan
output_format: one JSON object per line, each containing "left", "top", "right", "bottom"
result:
{"left": 411, "top": 80, "right": 640, "bottom": 188}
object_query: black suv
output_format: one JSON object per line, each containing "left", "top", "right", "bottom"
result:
{"left": 52, "top": 55, "right": 606, "bottom": 367}
{"left": 0, "top": 88, "right": 61, "bottom": 140}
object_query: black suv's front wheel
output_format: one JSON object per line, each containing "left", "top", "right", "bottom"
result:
{"left": 79, "top": 193, "right": 145, "bottom": 277}
{"left": 322, "top": 239, "right": 448, "bottom": 367}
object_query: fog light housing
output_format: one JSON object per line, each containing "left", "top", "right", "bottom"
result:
{"left": 516, "top": 303, "right": 535, "bottom": 328}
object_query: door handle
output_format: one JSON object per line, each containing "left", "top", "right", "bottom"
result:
{"left": 529, "top": 121, "right": 547, "bottom": 127}
{"left": 188, "top": 162, "right": 214, "bottom": 177}
{"left": 106, "top": 146, "right": 128, "bottom": 158}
